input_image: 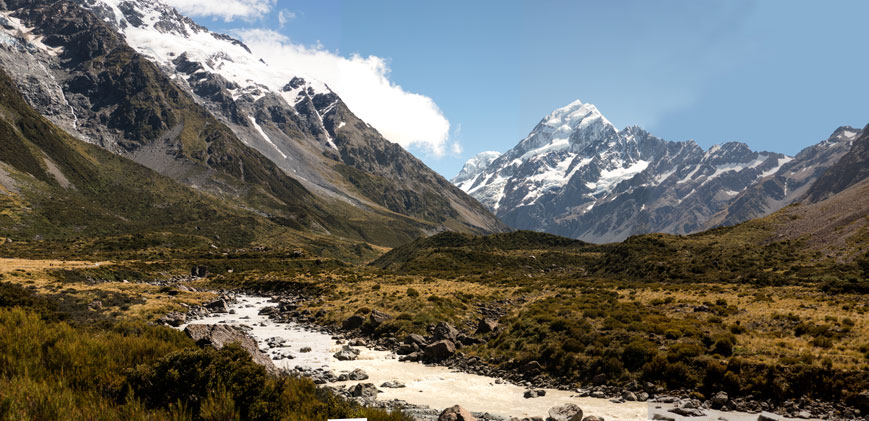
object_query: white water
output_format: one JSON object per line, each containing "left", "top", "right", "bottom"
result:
{"left": 182, "top": 295, "right": 811, "bottom": 421}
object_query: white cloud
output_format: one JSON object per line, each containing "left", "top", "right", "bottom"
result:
{"left": 235, "top": 29, "right": 453, "bottom": 156}
{"left": 164, "top": 0, "right": 275, "bottom": 22}
{"left": 278, "top": 9, "right": 296, "bottom": 27}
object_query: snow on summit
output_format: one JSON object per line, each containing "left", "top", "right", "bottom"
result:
{"left": 84, "top": 0, "right": 332, "bottom": 106}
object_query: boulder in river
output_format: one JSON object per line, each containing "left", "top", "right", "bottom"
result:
{"left": 438, "top": 405, "right": 476, "bottom": 421}
{"left": 547, "top": 403, "right": 583, "bottom": 421}
{"left": 424, "top": 340, "right": 456, "bottom": 361}
{"left": 184, "top": 324, "right": 277, "bottom": 374}
{"left": 342, "top": 314, "right": 365, "bottom": 330}
{"left": 757, "top": 415, "right": 779, "bottom": 421}
{"left": 348, "top": 368, "right": 368, "bottom": 380}
{"left": 204, "top": 299, "right": 229, "bottom": 313}
{"left": 711, "top": 391, "right": 728, "bottom": 409}
{"left": 350, "top": 382, "right": 378, "bottom": 398}
{"left": 380, "top": 381, "right": 405, "bottom": 388}
{"left": 334, "top": 344, "right": 360, "bottom": 361}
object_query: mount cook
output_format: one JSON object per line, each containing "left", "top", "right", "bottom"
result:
{"left": 454, "top": 100, "right": 859, "bottom": 243}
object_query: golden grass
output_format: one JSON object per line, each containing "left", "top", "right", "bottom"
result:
{"left": 0, "top": 258, "right": 216, "bottom": 320}
{"left": 629, "top": 285, "right": 869, "bottom": 370}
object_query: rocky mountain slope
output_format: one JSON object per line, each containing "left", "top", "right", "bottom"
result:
{"left": 804, "top": 124, "right": 869, "bottom": 203}
{"left": 456, "top": 100, "right": 858, "bottom": 242}
{"left": 0, "top": 66, "right": 255, "bottom": 245}
{"left": 0, "top": 0, "right": 505, "bottom": 248}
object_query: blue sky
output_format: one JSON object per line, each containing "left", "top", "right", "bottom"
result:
{"left": 184, "top": 0, "right": 869, "bottom": 178}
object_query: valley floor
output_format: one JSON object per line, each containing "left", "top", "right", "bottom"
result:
{"left": 0, "top": 248, "right": 866, "bottom": 420}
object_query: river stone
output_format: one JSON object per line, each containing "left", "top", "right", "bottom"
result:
{"left": 350, "top": 382, "right": 378, "bottom": 398}
{"left": 342, "top": 314, "right": 365, "bottom": 330}
{"left": 711, "top": 391, "right": 728, "bottom": 408}
{"left": 424, "top": 340, "right": 456, "bottom": 361}
{"left": 184, "top": 324, "right": 278, "bottom": 374}
{"left": 476, "top": 317, "right": 498, "bottom": 334}
{"left": 334, "top": 344, "right": 360, "bottom": 361}
{"left": 652, "top": 415, "right": 675, "bottom": 421}
{"left": 669, "top": 407, "right": 705, "bottom": 417}
{"left": 757, "top": 415, "right": 779, "bottom": 421}
{"left": 158, "top": 312, "right": 186, "bottom": 327}
{"left": 433, "top": 322, "right": 459, "bottom": 342}
{"left": 438, "top": 405, "right": 476, "bottom": 421}
{"left": 204, "top": 299, "right": 228, "bottom": 313}
{"left": 381, "top": 381, "right": 405, "bottom": 388}
{"left": 348, "top": 368, "right": 368, "bottom": 380}
{"left": 547, "top": 403, "right": 583, "bottom": 421}
{"left": 258, "top": 306, "right": 278, "bottom": 316}
{"left": 582, "top": 417, "right": 604, "bottom": 421}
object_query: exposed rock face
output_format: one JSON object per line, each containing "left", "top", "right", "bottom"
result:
{"left": 455, "top": 100, "right": 858, "bottom": 242}
{"left": 804, "top": 124, "right": 869, "bottom": 203}
{"left": 183, "top": 324, "right": 278, "bottom": 374}
{"left": 438, "top": 405, "right": 476, "bottom": 421}
{"left": 547, "top": 403, "right": 584, "bottom": 421}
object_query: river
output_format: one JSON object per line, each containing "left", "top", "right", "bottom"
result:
{"left": 181, "top": 295, "right": 813, "bottom": 421}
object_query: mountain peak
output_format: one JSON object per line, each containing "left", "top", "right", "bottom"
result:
{"left": 451, "top": 151, "right": 501, "bottom": 189}
{"left": 540, "top": 99, "right": 614, "bottom": 135}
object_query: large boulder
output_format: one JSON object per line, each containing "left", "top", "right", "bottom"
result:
{"left": 184, "top": 324, "right": 277, "bottom": 374}
{"left": 404, "top": 333, "right": 427, "bottom": 346}
{"left": 369, "top": 310, "right": 392, "bottom": 327}
{"left": 476, "top": 318, "right": 498, "bottom": 334}
{"left": 433, "top": 322, "right": 459, "bottom": 342}
{"left": 348, "top": 368, "right": 368, "bottom": 380}
{"left": 203, "top": 299, "right": 228, "bottom": 313}
{"left": 342, "top": 315, "right": 365, "bottom": 330}
{"left": 711, "top": 391, "right": 728, "bottom": 409}
{"left": 334, "top": 344, "right": 361, "bottom": 361}
{"left": 547, "top": 403, "right": 583, "bottom": 421}
{"left": 424, "top": 340, "right": 456, "bottom": 361}
{"left": 351, "top": 382, "right": 379, "bottom": 398}
{"left": 438, "top": 405, "right": 476, "bottom": 421}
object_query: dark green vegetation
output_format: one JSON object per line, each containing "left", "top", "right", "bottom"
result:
{"left": 0, "top": 281, "right": 408, "bottom": 421}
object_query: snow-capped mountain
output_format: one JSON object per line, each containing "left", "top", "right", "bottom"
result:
{"left": 451, "top": 151, "right": 500, "bottom": 190}
{"left": 0, "top": 0, "right": 506, "bottom": 246}
{"left": 456, "top": 100, "right": 857, "bottom": 243}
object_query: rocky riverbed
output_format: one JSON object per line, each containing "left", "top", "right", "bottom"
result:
{"left": 176, "top": 293, "right": 847, "bottom": 421}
